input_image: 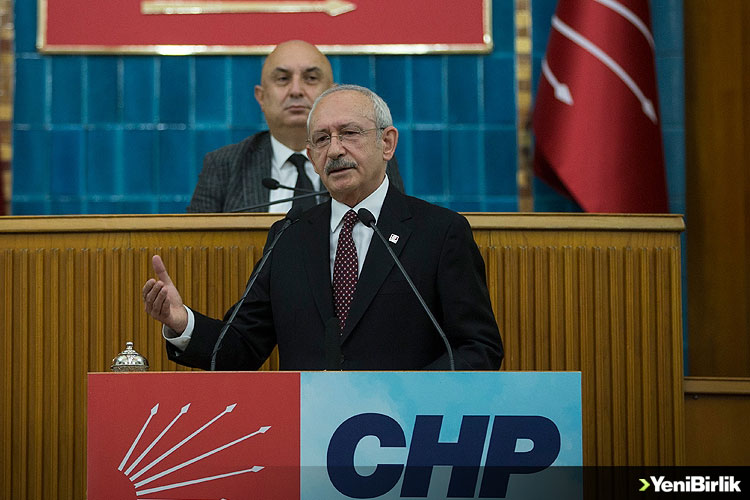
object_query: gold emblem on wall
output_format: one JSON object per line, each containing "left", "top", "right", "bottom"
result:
{"left": 141, "top": 0, "right": 357, "bottom": 17}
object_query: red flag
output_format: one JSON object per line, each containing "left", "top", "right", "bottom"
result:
{"left": 533, "top": 0, "right": 668, "bottom": 213}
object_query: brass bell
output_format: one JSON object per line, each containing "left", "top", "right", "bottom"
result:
{"left": 111, "top": 341, "right": 149, "bottom": 372}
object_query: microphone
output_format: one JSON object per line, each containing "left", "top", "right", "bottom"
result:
{"left": 209, "top": 206, "right": 304, "bottom": 371}
{"left": 229, "top": 190, "right": 329, "bottom": 213}
{"left": 356, "top": 208, "right": 456, "bottom": 371}
{"left": 262, "top": 177, "right": 317, "bottom": 194}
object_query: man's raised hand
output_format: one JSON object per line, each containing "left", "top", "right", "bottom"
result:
{"left": 142, "top": 255, "right": 188, "bottom": 334}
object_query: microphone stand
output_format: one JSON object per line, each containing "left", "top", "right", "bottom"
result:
{"left": 357, "top": 208, "right": 456, "bottom": 371}
{"left": 209, "top": 209, "right": 302, "bottom": 370}
{"left": 229, "top": 191, "right": 329, "bottom": 213}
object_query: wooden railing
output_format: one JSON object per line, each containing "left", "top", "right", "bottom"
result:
{"left": 0, "top": 213, "right": 685, "bottom": 499}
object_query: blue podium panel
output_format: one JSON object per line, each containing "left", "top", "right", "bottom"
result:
{"left": 301, "top": 371, "right": 582, "bottom": 499}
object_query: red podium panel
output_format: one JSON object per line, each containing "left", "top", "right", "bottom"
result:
{"left": 88, "top": 372, "right": 300, "bottom": 499}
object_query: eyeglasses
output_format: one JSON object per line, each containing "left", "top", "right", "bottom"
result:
{"left": 307, "top": 127, "right": 384, "bottom": 151}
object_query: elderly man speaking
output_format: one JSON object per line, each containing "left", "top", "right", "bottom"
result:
{"left": 144, "top": 85, "right": 503, "bottom": 371}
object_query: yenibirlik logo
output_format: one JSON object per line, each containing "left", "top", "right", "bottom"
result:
{"left": 640, "top": 476, "right": 741, "bottom": 493}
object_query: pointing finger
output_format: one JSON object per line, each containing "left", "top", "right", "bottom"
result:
{"left": 151, "top": 255, "right": 174, "bottom": 286}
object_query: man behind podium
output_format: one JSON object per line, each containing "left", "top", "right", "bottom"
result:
{"left": 143, "top": 85, "right": 503, "bottom": 370}
{"left": 187, "top": 40, "right": 404, "bottom": 213}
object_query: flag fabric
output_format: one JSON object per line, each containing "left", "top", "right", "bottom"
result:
{"left": 532, "top": 0, "right": 669, "bottom": 213}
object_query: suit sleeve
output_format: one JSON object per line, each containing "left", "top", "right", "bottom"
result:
{"left": 425, "top": 214, "right": 504, "bottom": 370}
{"left": 187, "top": 150, "right": 229, "bottom": 213}
{"left": 165, "top": 221, "right": 284, "bottom": 369}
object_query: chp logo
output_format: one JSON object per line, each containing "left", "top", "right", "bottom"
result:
{"left": 88, "top": 372, "right": 300, "bottom": 499}
{"left": 300, "top": 371, "right": 583, "bottom": 500}
{"left": 327, "top": 413, "right": 561, "bottom": 498}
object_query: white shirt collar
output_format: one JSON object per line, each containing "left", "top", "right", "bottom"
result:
{"left": 330, "top": 175, "right": 390, "bottom": 233}
{"left": 269, "top": 134, "right": 306, "bottom": 170}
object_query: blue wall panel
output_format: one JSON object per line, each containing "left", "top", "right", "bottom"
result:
{"left": 449, "top": 129, "right": 481, "bottom": 200}
{"left": 484, "top": 56, "right": 516, "bottom": 125}
{"left": 12, "top": 129, "right": 48, "bottom": 197}
{"left": 411, "top": 130, "right": 444, "bottom": 198}
{"left": 335, "top": 55, "right": 373, "bottom": 90}
{"left": 374, "top": 57, "right": 407, "bottom": 124}
{"left": 86, "top": 57, "right": 120, "bottom": 124}
{"left": 50, "top": 129, "right": 84, "bottom": 195}
{"left": 195, "top": 58, "right": 228, "bottom": 125}
{"left": 158, "top": 129, "right": 195, "bottom": 196}
{"left": 122, "top": 58, "right": 156, "bottom": 124}
{"left": 229, "top": 57, "right": 264, "bottom": 126}
{"left": 12, "top": 0, "right": 685, "bottom": 220}
{"left": 448, "top": 56, "right": 480, "bottom": 124}
{"left": 87, "top": 129, "right": 120, "bottom": 195}
{"left": 158, "top": 57, "right": 191, "bottom": 125}
{"left": 122, "top": 130, "right": 157, "bottom": 197}
{"left": 50, "top": 57, "right": 83, "bottom": 124}
{"left": 412, "top": 56, "right": 444, "bottom": 124}
{"left": 14, "top": 57, "right": 46, "bottom": 126}
{"left": 484, "top": 129, "right": 517, "bottom": 197}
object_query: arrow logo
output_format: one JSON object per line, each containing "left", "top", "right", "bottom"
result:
{"left": 551, "top": 14, "right": 658, "bottom": 124}
{"left": 129, "top": 403, "right": 237, "bottom": 481}
{"left": 541, "top": 58, "right": 573, "bottom": 105}
{"left": 136, "top": 466, "right": 264, "bottom": 496}
{"left": 142, "top": 0, "right": 357, "bottom": 17}
{"left": 134, "top": 425, "right": 271, "bottom": 487}
{"left": 125, "top": 403, "right": 191, "bottom": 476}
{"left": 639, "top": 478, "right": 651, "bottom": 491}
{"left": 119, "top": 403, "right": 159, "bottom": 471}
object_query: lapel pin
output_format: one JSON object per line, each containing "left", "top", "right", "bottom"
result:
{"left": 388, "top": 234, "right": 400, "bottom": 244}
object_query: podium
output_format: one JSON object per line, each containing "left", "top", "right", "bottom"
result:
{"left": 88, "top": 371, "right": 582, "bottom": 499}
{"left": 0, "top": 213, "right": 684, "bottom": 499}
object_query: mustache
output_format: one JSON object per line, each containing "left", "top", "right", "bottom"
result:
{"left": 325, "top": 158, "right": 357, "bottom": 175}
{"left": 284, "top": 98, "right": 310, "bottom": 108}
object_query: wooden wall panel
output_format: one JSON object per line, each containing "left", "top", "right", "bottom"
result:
{"left": 685, "top": 0, "right": 750, "bottom": 376}
{"left": 684, "top": 377, "right": 750, "bottom": 465}
{"left": 473, "top": 219, "right": 684, "bottom": 467}
{"left": 0, "top": 215, "right": 280, "bottom": 499}
{"left": 0, "top": 213, "right": 684, "bottom": 499}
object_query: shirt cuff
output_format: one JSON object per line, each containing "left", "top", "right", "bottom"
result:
{"left": 162, "top": 305, "right": 194, "bottom": 351}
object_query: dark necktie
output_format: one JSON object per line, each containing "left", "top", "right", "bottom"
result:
{"left": 333, "top": 210, "right": 359, "bottom": 331}
{"left": 288, "top": 153, "right": 315, "bottom": 211}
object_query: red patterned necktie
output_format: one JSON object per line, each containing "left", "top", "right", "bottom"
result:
{"left": 333, "top": 210, "right": 359, "bottom": 330}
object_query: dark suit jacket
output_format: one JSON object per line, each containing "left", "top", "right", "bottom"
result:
{"left": 169, "top": 185, "right": 503, "bottom": 371}
{"left": 187, "top": 130, "right": 405, "bottom": 213}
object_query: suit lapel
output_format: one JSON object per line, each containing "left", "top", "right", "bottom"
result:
{"left": 341, "top": 186, "right": 412, "bottom": 342}
{"left": 302, "top": 202, "right": 336, "bottom": 323}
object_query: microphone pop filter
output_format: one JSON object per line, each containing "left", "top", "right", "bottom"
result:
{"left": 262, "top": 177, "right": 280, "bottom": 190}
{"left": 356, "top": 208, "right": 376, "bottom": 227}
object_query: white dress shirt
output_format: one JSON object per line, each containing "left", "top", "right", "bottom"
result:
{"left": 268, "top": 135, "right": 320, "bottom": 213}
{"left": 164, "top": 175, "right": 390, "bottom": 351}
{"left": 328, "top": 175, "right": 389, "bottom": 279}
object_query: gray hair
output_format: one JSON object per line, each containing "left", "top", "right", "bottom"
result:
{"left": 307, "top": 84, "right": 393, "bottom": 137}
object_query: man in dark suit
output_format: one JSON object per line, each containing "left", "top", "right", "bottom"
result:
{"left": 187, "top": 40, "right": 403, "bottom": 213}
{"left": 143, "top": 85, "right": 502, "bottom": 370}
